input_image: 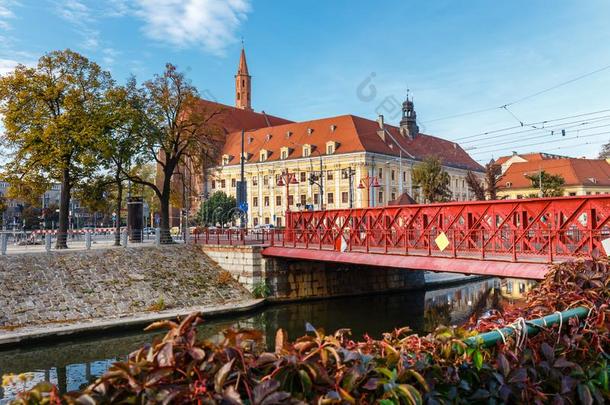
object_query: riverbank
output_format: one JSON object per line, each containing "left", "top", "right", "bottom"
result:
{"left": 0, "top": 298, "right": 265, "bottom": 347}
{"left": 0, "top": 245, "right": 253, "bottom": 331}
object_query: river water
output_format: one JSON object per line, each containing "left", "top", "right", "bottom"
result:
{"left": 0, "top": 277, "right": 535, "bottom": 402}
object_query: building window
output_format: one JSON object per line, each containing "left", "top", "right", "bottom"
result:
{"left": 327, "top": 171, "right": 334, "bottom": 180}
{"left": 327, "top": 193, "right": 334, "bottom": 204}
{"left": 569, "top": 192, "right": 576, "bottom": 196}
{"left": 276, "top": 195, "right": 282, "bottom": 206}
{"left": 288, "top": 195, "right": 294, "bottom": 206}
{"left": 326, "top": 144, "right": 335, "bottom": 154}
{"left": 221, "top": 179, "right": 226, "bottom": 188}
{"left": 275, "top": 174, "right": 281, "bottom": 184}
{"left": 253, "top": 197, "right": 258, "bottom": 207}
{"left": 378, "top": 168, "right": 383, "bottom": 178}
{"left": 303, "top": 145, "right": 311, "bottom": 157}
{"left": 314, "top": 193, "right": 319, "bottom": 204}
{"left": 403, "top": 171, "right": 407, "bottom": 182}
{"left": 300, "top": 194, "right": 306, "bottom": 206}
{"left": 264, "top": 196, "right": 270, "bottom": 206}
{"left": 341, "top": 192, "right": 348, "bottom": 204}
{"left": 462, "top": 179, "right": 465, "bottom": 188}
{"left": 264, "top": 217, "right": 270, "bottom": 224}
{"left": 263, "top": 176, "right": 269, "bottom": 186}
{"left": 211, "top": 180, "right": 216, "bottom": 189}
{"left": 391, "top": 170, "right": 395, "bottom": 181}
{"left": 253, "top": 217, "right": 259, "bottom": 226}
{"left": 231, "top": 178, "right": 236, "bottom": 187}
{"left": 252, "top": 176, "right": 258, "bottom": 186}
{"left": 280, "top": 149, "right": 288, "bottom": 160}
{"left": 300, "top": 172, "right": 306, "bottom": 182}
{"left": 276, "top": 217, "right": 282, "bottom": 227}
{"left": 259, "top": 150, "right": 268, "bottom": 162}
{"left": 378, "top": 191, "right": 383, "bottom": 203}
{"left": 391, "top": 192, "right": 396, "bottom": 201}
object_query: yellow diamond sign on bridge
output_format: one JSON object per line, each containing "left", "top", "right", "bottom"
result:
{"left": 435, "top": 231, "right": 450, "bottom": 252}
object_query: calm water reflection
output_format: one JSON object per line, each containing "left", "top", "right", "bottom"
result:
{"left": 0, "top": 277, "right": 535, "bottom": 402}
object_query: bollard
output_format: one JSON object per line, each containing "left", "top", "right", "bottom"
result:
{"left": 85, "top": 232, "right": 92, "bottom": 250}
{"left": 45, "top": 233, "right": 51, "bottom": 252}
{"left": 155, "top": 228, "right": 161, "bottom": 245}
{"left": 1, "top": 234, "right": 7, "bottom": 255}
{"left": 121, "top": 229, "right": 128, "bottom": 247}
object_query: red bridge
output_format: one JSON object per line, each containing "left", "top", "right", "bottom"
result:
{"left": 262, "top": 195, "right": 610, "bottom": 280}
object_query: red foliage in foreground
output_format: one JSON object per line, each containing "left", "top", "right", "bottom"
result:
{"left": 9, "top": 259, "right": 610, "bottom": 404}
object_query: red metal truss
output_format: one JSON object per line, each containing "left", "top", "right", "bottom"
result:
{"left": 274, "top": 195, "right": 610, "bottom": 270}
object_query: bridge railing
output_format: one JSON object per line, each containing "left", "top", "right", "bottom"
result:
{"left": 279, "top": 195, "right": 610, "bottom": 263}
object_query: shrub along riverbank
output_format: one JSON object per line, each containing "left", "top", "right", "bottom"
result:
{"left": 6, "top": 258, "right": 610, "bottom": 404}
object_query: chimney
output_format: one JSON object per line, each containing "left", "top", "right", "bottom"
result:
{"left": 377, "top": 114, "right": 384, "bottom": 129}
{"left": 376, "top": 115, "right": 386, "bottom": 141}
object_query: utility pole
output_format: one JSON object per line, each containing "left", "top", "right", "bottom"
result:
{"left": 239, "top": 129, "right": 247, "bottom": 227}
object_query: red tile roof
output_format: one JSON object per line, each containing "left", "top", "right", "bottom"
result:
{"left": 218, "top": 114, "right": 483, "bottom": 171}
{"left": 194, "top": 99, "right": 292, "bottom": 134}
{"left": 499, "top": 158, "right": 610, "bottom": 189}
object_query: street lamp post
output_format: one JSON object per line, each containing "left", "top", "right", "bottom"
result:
{"left": 276, "top": 170, "right": 299, "bottom": 225}
{"left": 357, "top": 176, "right": 381, "bottom": 207}
{"left": 342, "top": 168, "right": 357, "bottom": 208}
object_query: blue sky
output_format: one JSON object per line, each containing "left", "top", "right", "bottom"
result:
{"left": 2, "top": 0, "right": 610, "bottom": 163}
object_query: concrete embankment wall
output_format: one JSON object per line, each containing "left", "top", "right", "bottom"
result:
{"left": 0, "top": 246, "right": 251, "bottom": 328}
{"left": 200, "top": 245, "right": 478, "bottom": 301}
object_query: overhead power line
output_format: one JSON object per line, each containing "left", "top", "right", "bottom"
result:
{"left": 462, "top": 114, "right": 610, "bottom": 146}
{"left": 423, "top": 63, "right": 610, "bottom": 124}
{"left": 454, "top": 108, "right": 610, "bottom": 142}
{"left": 466, "top": 122, "right": 610, "bottom": 152}
{"left": 470, "top": 129, "right": 610, "bottom": 157}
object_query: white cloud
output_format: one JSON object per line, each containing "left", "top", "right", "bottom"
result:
{"left": 133, "top": 0, "right": 251, "bottom": 55}
{"left": 55, "top": 0, "right": 100, "bottom": 50}
{"left": 0, "top": 58, "right": 20, "bottom": 75}
{"left": 0, "top": 0, "right": 18, "bottom": 30}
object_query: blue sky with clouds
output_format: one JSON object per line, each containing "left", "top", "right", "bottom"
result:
{"left": 1, "top": 0, "right": 610, "bottom": 163}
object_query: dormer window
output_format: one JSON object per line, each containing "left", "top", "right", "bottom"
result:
{"left": 241, "top": 152, "right": 253, "bottom": 162}
{"left": 307, "top": 128, "right": 314, "bottom": 135}
{"left": 222, "top": 154, "right": 232, "bottom": 166}
{"left": 326, "top": 141, "right": 338, "bottom": 155}
{"left": 248, "top": 136, "right": 254, "bottom": 144}
{"left": 265, "top": 133, "right": 272, "bottom": 142}
{"left": 330, "top": 124, "right": 337, "bottom": 132}
{"left": 286, "top": 131, "right": 292, "bottom": 139}
{"left": 280, "top": 147, "right": 293, "bottom": 160}
{"left": 260, "top": 149, "right": 269, "bottom": 162}
{"left": 506, "top": 182, "right": 512, "bottom": 188}
{"left": 302, "top": 144, "right": 311, "bottom": 157}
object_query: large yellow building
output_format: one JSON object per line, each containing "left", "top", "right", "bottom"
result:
{"left": 172, "top": 47, "right": 484, "bottom": 227}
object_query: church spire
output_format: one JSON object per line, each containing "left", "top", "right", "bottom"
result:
{"left": 235, "top": 43, "right": 252, "bottom": 110}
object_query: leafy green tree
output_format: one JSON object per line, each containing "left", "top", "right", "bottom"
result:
{"left": 0, "top": 50, "right": 113, "bottom": 248}
{"left": 198, "top": 191, "right": 236, "bottom": 226}
{"left": 525, "top": 170, "right": 565, "bottom": 197}
{"left": 412, "top": 156, "right": 452, "bottom": 203}
{"left": 123, "top": 64, "right": 221, "bottom": 242}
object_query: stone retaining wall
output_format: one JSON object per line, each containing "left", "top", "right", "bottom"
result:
{"left": 0, "top": 246, "right": 251, "bottom": 328}
{"left": 200, "top": 245, "right": 479, "bottom": 300}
